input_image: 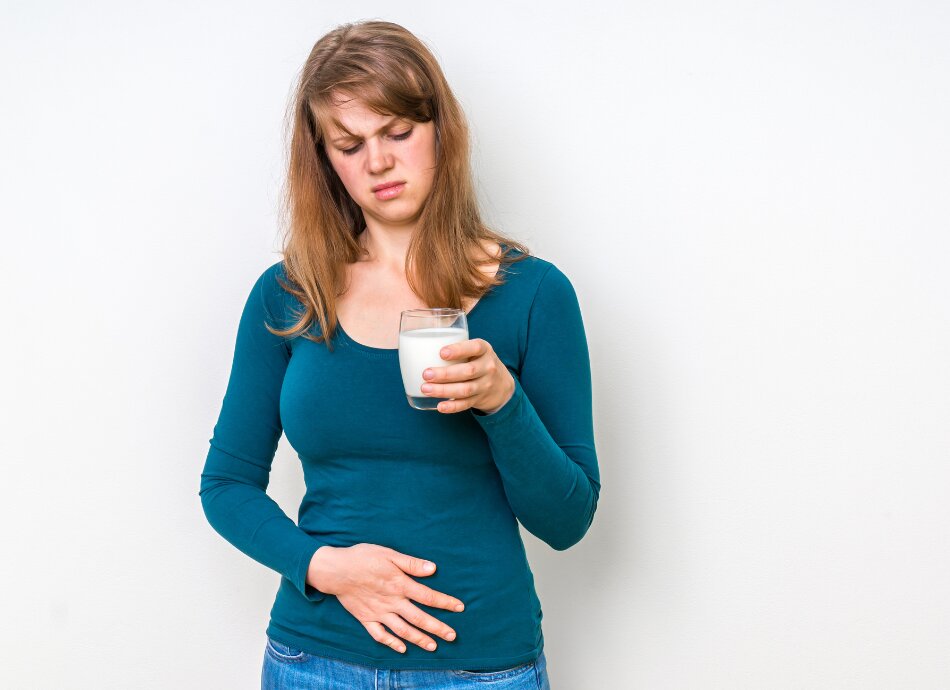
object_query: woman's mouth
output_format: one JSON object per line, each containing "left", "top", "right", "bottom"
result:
{"left": 373, "top": 182, "right": 406, "bottom": 200}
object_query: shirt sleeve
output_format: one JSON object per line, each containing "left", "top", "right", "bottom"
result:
{"left": 198, "top": 264, "right": 329, "bottom": 602}
{"left": 470, "top": 263, "right": 601, "bottom": 550}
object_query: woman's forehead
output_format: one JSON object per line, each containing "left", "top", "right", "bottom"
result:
{"left": 314, "top": 97, "right": 401, "bottom": 137}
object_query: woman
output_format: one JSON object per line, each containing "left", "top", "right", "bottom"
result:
{"left": 199, "top": 20, "right": 600, "bottom": 690}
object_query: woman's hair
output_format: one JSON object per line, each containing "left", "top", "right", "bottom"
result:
{"left": 268, "top": 19, "right": 530, "bottom": 348}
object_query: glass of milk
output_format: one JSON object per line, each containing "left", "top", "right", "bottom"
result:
{"left": 398, "top": 308, "right": 469, "bottom": 410}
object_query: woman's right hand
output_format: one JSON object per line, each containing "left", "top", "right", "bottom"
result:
{"left": 306, "top": 543, "right": 465, "bottom": 654}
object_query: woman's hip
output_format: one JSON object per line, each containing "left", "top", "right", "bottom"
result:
{"left": 261, "top": 635, "right": 551, "bottom": 690}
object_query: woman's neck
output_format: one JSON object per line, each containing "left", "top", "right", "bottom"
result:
{"left": 357, "top": 225, "right": 414, "bottom": 274}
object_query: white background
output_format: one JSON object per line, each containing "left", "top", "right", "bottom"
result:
{"left": 1, "top": 1, "right": 948, "bottom": 688}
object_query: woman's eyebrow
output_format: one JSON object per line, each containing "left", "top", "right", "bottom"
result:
{"left": 330, "top": 116, "right": 401, "bottom": 144}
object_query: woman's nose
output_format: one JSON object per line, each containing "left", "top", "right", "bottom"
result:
{"left": 366, "top": 139, "right": 393, "bottom": 174}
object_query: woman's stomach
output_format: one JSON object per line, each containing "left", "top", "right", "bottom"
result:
{"left": 269, "top": 461, "right": 544, "bottom": 665}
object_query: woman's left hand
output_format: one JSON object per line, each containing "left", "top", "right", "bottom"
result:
{"left": 420, "top": 338, "right": 515, "bottom": 415}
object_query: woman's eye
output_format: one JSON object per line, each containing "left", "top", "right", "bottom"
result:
{"left": 339, "top": 128, "right": 413, "bottom": 156}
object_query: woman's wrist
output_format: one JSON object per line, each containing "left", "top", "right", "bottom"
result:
{"left": 477, "top": 375, "right": 516, "bottom": 415}
{"left": 307, "top": 545, "right": 339, "bottom": 595}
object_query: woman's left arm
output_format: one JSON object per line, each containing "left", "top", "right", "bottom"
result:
{"left": 423, "top": 264, "right": 601, "bottom": 550}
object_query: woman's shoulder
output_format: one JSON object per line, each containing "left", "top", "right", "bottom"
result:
{"left": 497, "top": 244, "right": 572, "bottom": 294}
{"left": 245, "top": 259, "right": 298, "bottom": 319}
{"left": 497, "top": 242, "right": 546, "bottom": 273}
{"left": 248, "top": 259, "right": 288, "bottom": 299}
{"left": 262, "top": 258, "right": 287, "bottom": 281}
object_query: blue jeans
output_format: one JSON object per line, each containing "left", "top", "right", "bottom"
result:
{"left": 261, "top": 635, "right": 551, "bottom": 689}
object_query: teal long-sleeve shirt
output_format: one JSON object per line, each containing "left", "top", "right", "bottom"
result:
{"left": 198, "top": 247, "right": 600, "bottom": 671}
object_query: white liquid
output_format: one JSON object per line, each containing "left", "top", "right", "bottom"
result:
{"left": 398, "top": 327, "right": 468, "bottom": 397}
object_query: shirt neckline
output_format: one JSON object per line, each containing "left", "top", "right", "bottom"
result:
{"left": 336, "top": 293, "right": 487, "bottom": 356}
{"left": 335, "top": 246, "right": 514, "bottom": 356}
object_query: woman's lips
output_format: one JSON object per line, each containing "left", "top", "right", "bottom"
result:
{"left": 373, "top": 182, "right": 405, "bottom": 200}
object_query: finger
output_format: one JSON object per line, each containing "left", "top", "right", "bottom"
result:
{"left": 379, "top": 612, "right": 439, "bottom": 652}
{"left": 388, "top": 551, "right": 438, "bottom": 577}
{"left": 438, "top": 341, "right": 466, "bottom": 362}
{"left": 404, "top": 581, "right": 466, "bottom": 614}
{"left": 362, "top": 620, "right": 407, "bottom": 654}
{"left": 439, "top": 338, "right": 486, "bottom": 362}
{"left": 395, "top": 601, "right": 458, "bottom": 643}
{"left": 423, "top": 360, "right": 479, "bottom": 383}
{"left": 421, "top": 380, "right": 479, "bottom": 401}
{"left": 435, "top": 398, "right": 471, "bottom": 414}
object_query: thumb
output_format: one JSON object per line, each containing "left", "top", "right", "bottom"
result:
{"left": 390, "top": 551, "right": 437, "bottom": 576}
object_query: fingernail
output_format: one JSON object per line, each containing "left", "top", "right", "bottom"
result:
{"left": 441, "top": 349, "right": 450, "bottom": 358}
{"left": 454, "top": 603, "right": 464, "bottom": 612}
{"left": 423, "top": 561, "right": 435, "bottom": 572}
{"left": 423, "top": 369, "right": 433, "bottom": 379}
{"left": 447, "top": 632, "right": 456, "bottom": 640}
{"left": 426, "top": 642, "right": 437, "bottom": 651}
{"left": 421, "top": 384, "right": 432, "bottom": 393}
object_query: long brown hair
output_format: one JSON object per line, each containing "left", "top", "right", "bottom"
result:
{"left": 268, "top": 19, "right": 530, "bottom": 349}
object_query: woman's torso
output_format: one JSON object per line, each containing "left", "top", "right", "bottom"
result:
{"left": 266, "top": 241, "right": 549, "bottom": 670}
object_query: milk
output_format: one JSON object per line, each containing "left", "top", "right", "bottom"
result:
{"left": 398, "top": 327, "right": 468, "bottom": 406}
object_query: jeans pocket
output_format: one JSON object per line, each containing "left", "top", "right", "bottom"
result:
{"left": 451, "top": 660, "right": 535, "bottom": 680}
{"left": 265, "top": 635, "right": 309, "bottom": 663}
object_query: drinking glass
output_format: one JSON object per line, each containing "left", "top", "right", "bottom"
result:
{"left": 398, "top": 308, "right": 468, "bottom": 410}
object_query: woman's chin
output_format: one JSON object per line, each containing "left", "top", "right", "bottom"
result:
{"left": 364, "top": 207, "right": 423, "bottom": 228}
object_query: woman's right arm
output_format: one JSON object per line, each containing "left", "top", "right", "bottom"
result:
{"left": 198, "top": 264, "right": 330, "bottom": 602}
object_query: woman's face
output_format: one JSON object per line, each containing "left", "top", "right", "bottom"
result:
{"left": 321, "top": 95, "right": 437, "bottom": 233}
